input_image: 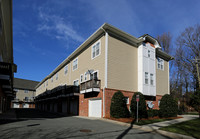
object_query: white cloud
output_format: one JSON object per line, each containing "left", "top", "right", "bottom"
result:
{"left": 37, "top": 8, "right": 84, "bottom": 43}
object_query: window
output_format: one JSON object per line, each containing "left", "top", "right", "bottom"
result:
{"left": 84, "top": 72, "right": 87, "bottom": 81}
{"left": 51, "top": 77, "right": 53, "bottom": 82}
{"left": 64, "top": 65, "right": 68, "bottom": 75}
{"left": 148, "top": 50, "right": 150, "bottom": 57}
{"left": 92, "top": 41, "right": 100, "bottom": 59}
{"left": 150, "top": 74, "right": 154, "bottom": 85}
{"left": 24, "top": 90, "right": 29, "bottom": 93}
{"left": 73, "top": 58, "right": 78, "bottom": 71}
{"left": 157, "top": 58, "right": 164, "bottom": 70}
{"left": 80, "top": 74, "right": 83, "bottom": 83}
{"left": 56, "top": 73, "right": 58, "bottom": 80}
{"left": 158, "top": 100, "right": 161, "bottom": 106}
{"left": 145, "top": 72, "right": 148, "bottom": 84}
{"left": 90, "top": 71, "right": 98, "bottom": 80}
{"left": 46, "top": 81, "right": 48, "bottom": 86}
{"left": 125, "top": 97, "right": 129, "bottom": 104}
{"left": 73, "top": 80, "right": 79, "bottom": 86}
{"left": 24, "top": 97, "right": 29, "bottom": 101}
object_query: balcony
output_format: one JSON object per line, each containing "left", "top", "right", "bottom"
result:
{"left": 80, "top": 79, "right": 101, "bottom": 94}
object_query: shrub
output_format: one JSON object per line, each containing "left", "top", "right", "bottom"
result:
{"left": 147, "top": 109, "right": 159, "bottom": 118}
{"left": 159, "top": 94, "right": 178, "bottom": 118}
{"left": 110, "top": 91, "right": 130, "bottom": 118}
{"left": 130, "top": 92, "right": 147, "bottom": 118}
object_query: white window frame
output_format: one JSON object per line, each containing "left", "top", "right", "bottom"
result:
{"left": 158, "top": 100, "right": 161, "bottom": 106}
{"left": 150, "top": 73, "right": 154, "bottom": 85}
{"left": 145, "top": 72, "right": 148, "bottom": 84}
{"left": 64, "top": 65, "right": 68, "bottom": 75}
{"left": 80, "top": 74, "right": 83, "bottom": 83}
{"left": 148, "top": 50, "right": 150, "bottom": 58}
{"left": 84, "top": 72, "right": 87, "bottom": 81}
{"left": 73, "top": 79, "right": 79, "bottom": 86}
{"left": 73, "top": 58, "right": 78, "bottom": 71}
{"left": 24, "top": 90, "right": 29, "bottom": 93}
{"left": 125, "top": 97, "right": 129, "bottom": 104}
{"left": 91, "top": 40, "right": 101, "bottom": 59}
{"left": 56, "top": 73, "right": 58, "bottom": 80}
{"left": 90, "top": 70, "right": 99, "bottom": 80}
{"left": 157, "top": 58, "right": 164, "bottom": 70}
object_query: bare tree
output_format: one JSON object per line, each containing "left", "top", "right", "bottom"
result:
{"left": 157, "top": 32, "right": 172, "bottom": 54}
{"left": 176, "top": 24, "right": 200, "bottom": 89}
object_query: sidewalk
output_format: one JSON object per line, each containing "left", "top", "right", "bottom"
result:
{"left": 102, "top": 115, "right": 199, "bottom": 139}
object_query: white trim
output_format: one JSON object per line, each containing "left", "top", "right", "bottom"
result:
{"left": 90, "top": 70, "right": 99, "bottom": 80}
{"left": 72, "top": 57, "right": 78, "bottom": 71}
{"left": 91, "top": 40, "right": 101, "bottom": 60}
{"left": 105, "top": 32, "right": 108, "bottom": 88}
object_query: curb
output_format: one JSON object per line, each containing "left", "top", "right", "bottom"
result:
{"left": 100, "top": 118, "right": 195, "bottom": 139}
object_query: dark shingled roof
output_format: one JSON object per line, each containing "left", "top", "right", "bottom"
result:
{"left": 13, "top": 78, "right": 39, "bottom": 91}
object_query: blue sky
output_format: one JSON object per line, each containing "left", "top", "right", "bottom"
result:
{"left": 13, "top": 0, "right": 200, "bottom": 82}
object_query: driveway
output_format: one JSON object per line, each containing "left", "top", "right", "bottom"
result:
{"left": 0, "top": 109, "right": 171, "bottom": 139}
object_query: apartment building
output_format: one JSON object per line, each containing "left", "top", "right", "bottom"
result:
{"left": 35, "top": 23, "right": 173, "bottom": 118}
{"left": 11, "top": 78, "right": 39, "bottom": 108}
{"left": 0, "top": 0, "right": 17, "bottom": 114}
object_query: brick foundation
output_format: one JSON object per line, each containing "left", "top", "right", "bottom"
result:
{"left": 79, "top": 88, "right": 163, "bottom": 118}
{"left": 79, "top": 90, "right": 103, "bottom": 117}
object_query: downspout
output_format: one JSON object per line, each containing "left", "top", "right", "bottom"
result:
{"left": 101, "top": 27, "right": 108, "bottom": 117}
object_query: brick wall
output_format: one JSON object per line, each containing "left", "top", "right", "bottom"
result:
{"left": 79, "top": 90, "right": 103, "bottom": 117}
{"left": 104, "top": 88, "right": 135, "bottom": 118}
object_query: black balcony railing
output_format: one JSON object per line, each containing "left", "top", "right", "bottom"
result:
{"left": 80, "top": 79, "right": 101, "bottom": 92}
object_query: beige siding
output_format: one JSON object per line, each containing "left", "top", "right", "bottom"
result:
{"left": 107, "top": 36, "right": 138, "bottom": 92}
{"left": 156, "top": 60, "right": 169, "bottom": 95}
{"left": 16, "top": 89, "right": 35, "bottom": 101}
{"left": 36, "top": 36, "right": 105, "bottom": 95}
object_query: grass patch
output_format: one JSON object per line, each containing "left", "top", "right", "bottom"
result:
{"left": 135, "top": 118, "right": 172, "bottom": 125}
{"left": 160, "top": 118, "right": 200, "bottom": 139}
{"left": 183, "top": 112, "right": 199, "bottom": 115}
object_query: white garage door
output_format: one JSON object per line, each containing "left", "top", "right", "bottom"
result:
{"left": 23, "top": 103, "right": 29, "bottom": 108}
{"left": 13, "top": 103, "right": 19, "bottom": 108}
{"left": 89, "top": 99, "right": 102, "bottom": 118}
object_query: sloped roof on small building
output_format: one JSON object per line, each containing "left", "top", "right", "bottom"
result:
{"left": 13, "top": 78, "right": 39, "bottom": 91}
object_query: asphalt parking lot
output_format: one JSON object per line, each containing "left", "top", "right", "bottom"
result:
{"left": 0, "top": 109, "right": 171, "bottom": 139}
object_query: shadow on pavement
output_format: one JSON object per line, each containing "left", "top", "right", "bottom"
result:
{"left": 0, "top": 108, "right": 68, "bottom": 125}
{"left": 15, "top": 108, "right": 67, "bottom": 119}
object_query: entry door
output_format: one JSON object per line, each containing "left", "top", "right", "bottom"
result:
{"left": 89, "top": 99, "right": 102, "bottom": 118}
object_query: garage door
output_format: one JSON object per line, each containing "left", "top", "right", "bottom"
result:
{"left": 13, "top": 103, "right": 19, "bottom": 108}
{"left": 89, "top": 99, "right": 102, "bottom": 118}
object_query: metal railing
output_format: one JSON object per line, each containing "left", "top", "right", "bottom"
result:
{"left": 80, "top": 79, "right": 101, "bottom": 91}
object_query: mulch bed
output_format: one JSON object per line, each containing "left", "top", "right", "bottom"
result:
{"left": 105, "top": 116, "right": 183, "bottom": 124}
